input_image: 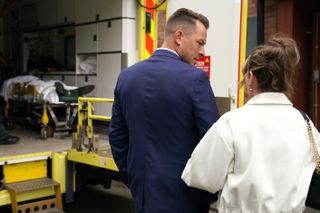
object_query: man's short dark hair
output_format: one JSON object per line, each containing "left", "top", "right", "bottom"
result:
{"left": 164, "top": 8, "right": 209, "bottom": 37}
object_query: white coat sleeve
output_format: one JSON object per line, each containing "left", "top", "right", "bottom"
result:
{"left": 181, "top": 115, "right": 234, "bottom": 194}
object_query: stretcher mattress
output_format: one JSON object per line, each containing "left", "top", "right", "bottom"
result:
{"left": 0, "top": 75, "right": 77, "bottom": 104}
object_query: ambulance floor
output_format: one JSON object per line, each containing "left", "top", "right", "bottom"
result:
{"left": 0, "top": 125, "right": 109, "bottom": 158}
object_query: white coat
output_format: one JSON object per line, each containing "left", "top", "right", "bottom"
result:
{"left": 182, "top": 92, "right": 319, "bottom": 213}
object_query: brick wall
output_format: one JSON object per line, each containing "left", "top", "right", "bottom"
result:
{"left": 156, "top": 0, "right": 166, "bottom": 47}
{"left": 248, "top": 0, "right": 277, "bottom": 41}
{"left": 248, "top": 0, "right": 257, "bottom": 17}
{"left": 157, "top": 10, "right": 166, "bottom": 47}
{"left": 264, "top": 0, "right": 277, "bottom": 40}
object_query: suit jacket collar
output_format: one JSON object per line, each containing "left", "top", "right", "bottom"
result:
{"left": 152, "top": 49, "right": 182, "bottom": 61}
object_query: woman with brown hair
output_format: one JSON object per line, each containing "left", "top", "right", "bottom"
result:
{"left": 182, "top": 36, "right": 319, "bottom": 212}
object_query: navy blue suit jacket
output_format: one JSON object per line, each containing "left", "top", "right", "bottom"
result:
{"left": 109, "top": 49, "right": 220, "bottom": 213}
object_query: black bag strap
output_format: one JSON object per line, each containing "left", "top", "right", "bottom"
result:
{"left": 299, "top": 110, "right": 309, "bottom": 122}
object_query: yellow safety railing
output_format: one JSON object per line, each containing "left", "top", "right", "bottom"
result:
{"left": 68, "top": 97, "right": 118, "bottom": 171}
{"left": 77, "top": 97, "right": 114, "bottom": 140}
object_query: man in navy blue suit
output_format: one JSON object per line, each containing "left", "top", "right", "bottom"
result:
{"left": 109, "top": 8, "right": 220, "bottom": 213}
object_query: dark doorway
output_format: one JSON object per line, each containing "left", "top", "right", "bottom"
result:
{"left": 310, "top": 3, "right": 320, "bottom": 129}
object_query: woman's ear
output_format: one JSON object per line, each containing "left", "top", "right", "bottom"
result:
{"left": 247, "top": 71, "right": 255, "bottom": 87}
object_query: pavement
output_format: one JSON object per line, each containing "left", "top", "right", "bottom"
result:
{"left": 64, "top": 181, "right": 135, "bottom": 213}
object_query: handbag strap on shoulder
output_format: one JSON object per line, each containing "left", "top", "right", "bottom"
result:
{"left": 299, "top": 110, "right": 309, "bottom": 122}
{"left": 299, "top": 110, "right": 320, "bottom": 174}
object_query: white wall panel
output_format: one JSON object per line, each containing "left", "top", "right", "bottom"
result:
{"left": 167, "top": 0, "right": 242, "bottom": 102}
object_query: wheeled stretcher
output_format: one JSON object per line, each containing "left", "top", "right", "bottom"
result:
{"left": 0, "top": 75, "right": 82, "bottom": 139}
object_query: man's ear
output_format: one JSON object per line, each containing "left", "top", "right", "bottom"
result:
{"left": 174, "top": 30, "right": 183, "bottom": 46}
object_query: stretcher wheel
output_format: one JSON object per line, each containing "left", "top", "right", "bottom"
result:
{"left": 40, "top": 126, "right": 48, "bottom": 140}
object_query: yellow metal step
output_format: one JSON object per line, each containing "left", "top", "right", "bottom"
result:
{"left": 5, "top": 178, "right": 64, "bottom": 213}
{"left": 5, "top": 178, "right": 59, "bottom": 193}
{"left": 16, "top": 198, "right": 64, "bottom": 213}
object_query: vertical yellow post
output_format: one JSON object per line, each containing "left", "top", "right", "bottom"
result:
{"left": 87, "top": 100, "right": 93, "bottom": 139}
{"left": 77, "top": 98, "right": 84, "bottom": 132}
{"left": 237, "top": 0, "right": 248, "bottom": 107}
{"left": 138, "top": 0, "right": 167, "bottom": 60}
{"left": 52, "top": 152, "right": 67, "bottom": 193}
{"left": 138, "top": 0, "right": 146, "bottom": 60}
{"left": 41, "top": 104, "right": 49, "bottom": 126}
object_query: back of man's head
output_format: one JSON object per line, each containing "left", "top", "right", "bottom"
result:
{"left": 164, "top": 8, "right": 209, "bottom": 38}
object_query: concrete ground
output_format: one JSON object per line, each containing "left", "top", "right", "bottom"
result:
{"left": 64, "top": 181, "right": 135, "bottom": 213}
{"left": 63, "top": 184, "right": 320, "bottom": 213}
{"left": 0, "top": 181, "right": 318, "bottom": 213}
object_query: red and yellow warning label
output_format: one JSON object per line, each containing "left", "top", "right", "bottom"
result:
{"left": 195, "top": 56, "right": 211, "bottom": 79}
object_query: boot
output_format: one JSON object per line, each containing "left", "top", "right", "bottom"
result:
{"left": 55, "top": 82, "right": 95, "bottom": 96}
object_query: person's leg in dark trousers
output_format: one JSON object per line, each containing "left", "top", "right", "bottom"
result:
{"left": 0, "top": 121, "right": 8, "bottom": 140}
{"left": 0, "top": 118, "right": 19, "bottom": 145}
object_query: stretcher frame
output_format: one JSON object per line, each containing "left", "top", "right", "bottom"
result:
{"left": 3, "top": 83, "right": 78, "bottom": 139}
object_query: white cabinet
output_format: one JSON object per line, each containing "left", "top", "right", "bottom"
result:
{"left": 95, "top": 53, "right": 122, "bottom": 116}
{"left": 57, "top": 0, "right": 75, "bottom": 24}
{"left": 76, "top": 19, "right": 123, "bottom": 54}
{"left": 75, "top": 0, "right": 124, "bottom": 24}
{"left": 76, "top": 24, "right": 97, "bottom": 53}
{"left": 97, "top": 20, "right": 122, "bottom": 52}
{"left": 96, "top": 0, "right": 123, "bottom": 20}
{"left": 76, "top": 53, "right": 121, "bottom": 117}
{"left": 122, "top": 18, "right": 137, "bottom": 66}
{"left": 122, "top": 0, "right": 137, "bottom": 18}
{"left": 75, "top": 0, "right": 100, "bottom": 24}
{"left": 75, "top": 19, "right": 124, "bottom": 75}
{"left": 74, "top": 0, "right": 137, "bottom": 113}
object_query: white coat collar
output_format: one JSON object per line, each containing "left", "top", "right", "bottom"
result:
{"left": 245, "top": 92, "right": 293, "bottom": 106}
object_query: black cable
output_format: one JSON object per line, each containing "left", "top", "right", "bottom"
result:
{"left": 136, "top": 0, "right": 167, "bottom": 10}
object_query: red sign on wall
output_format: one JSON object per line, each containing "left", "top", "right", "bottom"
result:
{"left": 195, "top": 56, "right": 211, "bottom": 79}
